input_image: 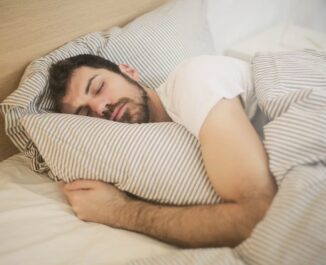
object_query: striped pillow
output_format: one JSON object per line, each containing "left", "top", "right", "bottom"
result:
{"left": 22, "top": 113, "right": 221, "bottom": 206}
{"left": 0, "top": 0, "right": 215, "bottom": 182}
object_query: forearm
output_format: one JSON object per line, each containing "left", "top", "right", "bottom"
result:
{"left": 115, "top": 199, "right": 266, "bottom": 248}
{"left": 60, "top": 179, "right": 273, "bottom": 248}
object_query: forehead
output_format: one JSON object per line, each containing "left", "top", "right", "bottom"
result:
{"left": 69, "top": 66, "right": 98, "bottom": 88}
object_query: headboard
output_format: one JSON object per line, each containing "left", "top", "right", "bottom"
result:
{"left": 0, "top": 0, "right": 168, "bottom": 161}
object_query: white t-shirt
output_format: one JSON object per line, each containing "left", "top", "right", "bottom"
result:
{"left": 156, "top": 55, "right": 258, "bottom": 139}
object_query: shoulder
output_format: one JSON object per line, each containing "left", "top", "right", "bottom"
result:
{"left": 159, "top": 55, "right": 250, "bottom": 90}
{"left": 170, "top": 55, "right": 251, "bottom": 92}
{"left": 156, "top": 55, "right": 252, "bottom": 138}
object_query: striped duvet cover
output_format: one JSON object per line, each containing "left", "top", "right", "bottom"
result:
{"left": 127, "top": 50, "right": 326, "bottom": 265}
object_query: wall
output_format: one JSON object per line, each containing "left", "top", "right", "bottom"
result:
{"left": 207, "top": 0, "right": 326, "bottom": 54}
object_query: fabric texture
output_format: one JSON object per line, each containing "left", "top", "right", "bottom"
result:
{"left": 123, "top": 50, "right": 326, "bottom": 265}
{"left": 0, "top": 153, "right": 176, "bottom": 265}
{"left": 0, "top": 0, "right": 214, "bottom": 175}
{"left": 22, "top": 114, "right": 220, "bottom": 206}
{"left": 156, "top": 55, "right": 256, "bottom": 138}
{"left": 253, "top": 50, "right": 326, "bottom": 186}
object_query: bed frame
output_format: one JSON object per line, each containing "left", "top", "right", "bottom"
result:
{"left": 0, "top": 0, "right": 167, "bottom": 161}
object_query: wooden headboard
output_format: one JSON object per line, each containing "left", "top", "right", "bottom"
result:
{"left": 0, "top": 0, "right": 168, "bottom": 161}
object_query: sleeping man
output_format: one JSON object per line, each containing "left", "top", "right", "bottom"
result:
{"left": 49, "top": 54, "right": 277, "bottom": 248}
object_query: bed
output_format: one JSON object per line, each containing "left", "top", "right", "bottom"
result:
{"left": 1, "top": 1, "right": 326, "bottom": 265}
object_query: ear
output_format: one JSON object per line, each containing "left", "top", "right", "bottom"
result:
{"left": 118, "top": 64, "right": 140, "bottom": 81}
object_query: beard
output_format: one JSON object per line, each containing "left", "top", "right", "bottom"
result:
{"left": 102, "top": 75, "right": 150, "bottom": 124}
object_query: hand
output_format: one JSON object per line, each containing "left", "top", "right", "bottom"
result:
{"left": 59, "top": 180, "right": 130, "bottom": 227}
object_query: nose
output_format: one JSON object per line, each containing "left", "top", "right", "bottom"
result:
{"left": 88, "top": 98, "right": 109, "bottom": 118}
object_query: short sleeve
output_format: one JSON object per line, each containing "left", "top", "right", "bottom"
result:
{"left": 157, "top": 55, "right": 252, "bottom": 138}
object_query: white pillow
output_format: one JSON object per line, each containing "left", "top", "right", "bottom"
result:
{"left": 22, "top": 113, "right": 221, "bottom": 206}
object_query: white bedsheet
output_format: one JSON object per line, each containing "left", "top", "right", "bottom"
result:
{"left": 0, "top": 153, "right": 176, "bottom": 265}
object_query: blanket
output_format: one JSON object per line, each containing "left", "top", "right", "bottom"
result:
{"left": 126, "top": 50, "right": 326, "bottom": 265}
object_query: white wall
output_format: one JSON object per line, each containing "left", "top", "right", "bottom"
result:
{"left": 207, "top": 0, "right": 326, "bottom": 53}
{"left": 289, "top": 0, "right": 326, "bottom": 32}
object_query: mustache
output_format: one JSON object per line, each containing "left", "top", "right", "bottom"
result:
{"left": 102, "top": 98, "right": 130, "bottom": 120}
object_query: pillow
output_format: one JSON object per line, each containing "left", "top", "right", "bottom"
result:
{"left": 0, "top": 0, "right": 214, "bottom": 173}
{"left": 1, "top": 0, "right": 217, "bottom": 205}
{"left": 22, "top": 113, "right": 221, "bottom": 206}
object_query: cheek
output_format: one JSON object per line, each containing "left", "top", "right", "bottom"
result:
{"left": 122, "top": 84, "right": 138, "bottom": 95}
{"left": 107, "top": 83, "right": 130, "bottom": 99}
{"left": 106, "top": 78, "right": 142, "bottom": 102}
{"left": 100, "top": 88, "right": 116, "bottom": 103}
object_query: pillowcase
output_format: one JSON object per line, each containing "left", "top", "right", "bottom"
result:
{"left": 0, "top": 0, "right": 214, "bottom": 173}
{"left": 22, "top": 113, "right": 221, "bottom": 206}
{"left": 0, "top": 0, "right": 217, "bottom": 205}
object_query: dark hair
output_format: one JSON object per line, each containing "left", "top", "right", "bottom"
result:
{"left": 48, "top": 54, "right": 121, "bottom": 112}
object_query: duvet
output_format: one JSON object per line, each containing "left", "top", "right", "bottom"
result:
{"left": 127, "top": 50, "right": 326, "bottom": 265}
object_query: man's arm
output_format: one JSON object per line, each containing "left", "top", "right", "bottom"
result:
{"left": 60, "top": 97, "right": 277, "bottom": 248}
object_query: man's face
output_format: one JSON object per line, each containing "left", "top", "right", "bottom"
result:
{"left": 61, "top": 66, "right": 150, "bottom": 123}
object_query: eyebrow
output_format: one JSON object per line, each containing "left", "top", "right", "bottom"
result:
{"left": 74, "top": 74, "right": 98, "bottom": 115}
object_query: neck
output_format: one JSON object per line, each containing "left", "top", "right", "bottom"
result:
{"left": 145, "top": 88, "right": 172, "bottom": 123}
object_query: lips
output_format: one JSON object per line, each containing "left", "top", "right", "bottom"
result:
{"left": 111, "top": 103, "right": 126, "bottom": 121}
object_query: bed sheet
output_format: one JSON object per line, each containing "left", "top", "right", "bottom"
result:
{"left": 0, "top": 153, "right": 176, "bottom": 265}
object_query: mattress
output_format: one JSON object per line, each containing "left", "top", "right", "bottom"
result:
{"left": 0, "top": 153, "right": 176, "bottom": 265}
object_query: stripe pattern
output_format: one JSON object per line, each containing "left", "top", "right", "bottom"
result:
{"left": 125, "top": 51, "right": 326, "bottom": 265}
{"left": 22, "top": 113, "right": 221, "bottom": 206}
{"left": 0, "top": 0, "right": 214, "bottom": 173}
{"left": 253, "top": 50, "right": 326, "bottom": 186}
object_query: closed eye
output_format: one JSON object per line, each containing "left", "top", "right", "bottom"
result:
{"left": 96, "top": 82, "right": 104, "bottom": 95}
